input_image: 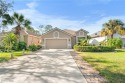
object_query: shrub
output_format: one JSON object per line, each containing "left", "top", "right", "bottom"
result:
{"left": 107, "top": 38, "right": 122, "bottom": 48}
{"left": 74, "top": 45, "right": 115, "bottom": 52}
{"left": 80, "top": 39, "right": 88, "bottom": 46}
{"left": 0, "top": 46, "right": 5, "bottom": 52}
{"left": 29, "top": 44, "right": 37, "bottom": 51}
{"left": 100, "top": 40, "right": 107, "bottom": 46}
{"left": 2, "top": 33, "right": 17, "bottom": 49}
{"left": 77, "top": 39, "right": 90, "bottom": 46}
{"left": 18, "top": 42, "right": 27, "bottom": 50}
{"left": 12, "top": 42, "right": 18, "bottom": 51}
{"left": 37, "top": 45, "right": 42, "bottom": 50}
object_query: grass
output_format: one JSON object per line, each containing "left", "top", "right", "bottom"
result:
{"left": 79, "top": 49, "right": 125, "bottom": 83}
{"left": 0, "top": 50, "right": 31, "bottom": 62}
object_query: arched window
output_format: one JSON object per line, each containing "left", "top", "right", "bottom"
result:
{"left": 79, "top": 31, "right": 84, "bottom": 36}
{"left": 53, "top": 31, "right": 59, "bottom": 38}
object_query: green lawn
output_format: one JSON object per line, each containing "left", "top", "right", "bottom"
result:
{"left": 0, "top": 51, "right": 31, "bottom": 62}
{"left": 79, "top": 50, "right": 125, "bottom": 83}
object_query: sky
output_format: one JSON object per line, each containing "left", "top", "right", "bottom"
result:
{"left": 9, "top": 0, "right": 125, "bottom": 34}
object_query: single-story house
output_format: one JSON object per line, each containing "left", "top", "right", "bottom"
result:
{"left": 89, "top": 31, "right": 125, "bottom": 47}
{"left": 19, "top": 29, "right": 41, "bottom": 46}
{"left": 0, "top": 28, "right": 41, "bottom": 46}
{"left": 41, "top": 28, "right": 89, "bottom": 49}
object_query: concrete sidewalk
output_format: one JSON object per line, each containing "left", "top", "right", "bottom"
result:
{"left": 0, "top": 49, "right": 87, "bottom": 83}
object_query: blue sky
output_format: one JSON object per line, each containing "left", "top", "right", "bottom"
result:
{"left": 10, "top": 0, "right": 125, "bottom": 34}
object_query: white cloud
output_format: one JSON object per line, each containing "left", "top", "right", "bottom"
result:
{"left": 84, "top": 16, "right": 125, "bottom": 34}
{"left": 12, "top": 1, "right": 125, "bottom": 35}
{"left": 16, "top": 7, "right": 125, "bottom": 34}
{"left": 26, "top": 2, "right": 38, "bottom": 9}
{"left": 16, "top": 8, "right": 86, "bottom": 30}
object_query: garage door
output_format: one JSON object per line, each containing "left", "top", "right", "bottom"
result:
{"left": 46, "top": 39, "right": 67, "bottom": 49}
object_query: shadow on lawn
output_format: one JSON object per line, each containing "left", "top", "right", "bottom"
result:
{"left": 0, "top": 57, "right": 9, "bottom": 62}
{"left": 82, "top": 57, "right": 124, "bottom": 83}
{"left": 82, "top": 56, "right": 114, "bottom": 64}
{"left": 100, "top": 68, "right": 125, "bottom": 83}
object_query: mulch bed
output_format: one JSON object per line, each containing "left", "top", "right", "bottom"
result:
{"left": 70, "top": 51, "right": 108, "bottom": 83}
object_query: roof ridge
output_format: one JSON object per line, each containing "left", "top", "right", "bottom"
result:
{"left": 41, "top": 28, "right": 74, "bottom": 37}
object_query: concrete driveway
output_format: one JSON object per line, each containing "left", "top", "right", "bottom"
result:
{"left": 0, "top": 49, "right": 87, "bottom": 83}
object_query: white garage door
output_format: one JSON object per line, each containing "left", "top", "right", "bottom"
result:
{"left": 46, "top": 39, "right": 67, "bottom": 49}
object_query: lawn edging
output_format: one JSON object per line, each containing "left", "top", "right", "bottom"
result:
{"left": 70, "top": 51, "right": 108, "bottom": 83}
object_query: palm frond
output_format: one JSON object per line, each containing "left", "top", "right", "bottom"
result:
{"left": 13, "top": 12, "right": 19, "bottom": 19}
{"left": 100, "top": 29, "right": 107, "bottom": 36}
{"left": 24, "top": 19, "right": 31, "bottom": 27}
{"left": 2, "top": 20, "right": 8, "bottom": 26}
{"left": 19, "top": 14, "right": 24, "bottom": 23}
{"left": 2, "top": 14, "right": 10, "bottom": 19}
{"left": 11, "top": 16, "right": 18, "bottom": 24}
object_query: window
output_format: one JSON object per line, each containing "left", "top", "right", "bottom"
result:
{"left": 79, "top": 31, "right": 84, "bottom": 36}
{"left": 53, "top": 31, "right": 59, "bottom": 38}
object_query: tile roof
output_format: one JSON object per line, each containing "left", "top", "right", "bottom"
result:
{"left": 42, "top": 28, "right": 74, "bottom": 37}
{"left": 63, "top": 29, "right": 76, "bottom": 36}
{"left": 26, "top": 30, "right": 41, "bottom": 36}
{"left": 0, "top": 29, "right": 41, "bottom": 37}
{"left": 75, "top": 29, "right": 89, "bottom": 33}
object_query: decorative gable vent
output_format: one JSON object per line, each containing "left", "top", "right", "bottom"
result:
{"left": 53, "top": 31, "right": 59, "bottom": 38}
{"left": 79, "top": 31, "right": 84, "bottom": 36}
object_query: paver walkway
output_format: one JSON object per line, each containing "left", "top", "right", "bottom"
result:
{"left": 0, "top": 49, "right": 87, "bottom": 83}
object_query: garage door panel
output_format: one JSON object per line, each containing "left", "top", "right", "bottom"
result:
{"left": 46, "top": 39, "right": 67, "bottom": 49}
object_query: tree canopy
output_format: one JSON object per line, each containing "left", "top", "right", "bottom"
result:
{"left": 0, "top": 0, "right": 13, "bottom": 17}
{"left": 38, "top": 25, "right": 53, "bottom": 34}
{"left": 2, "top": 12, "right": 32, "bottom": 35}
{"left": 100, "top": 19, "right": 125, "bottom": 38}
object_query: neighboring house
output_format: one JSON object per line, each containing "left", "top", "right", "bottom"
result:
{"left": 19, "top": 29, "right": 41, "bottom": 46}
{"left": 0, "top": 28, "right": 41, "bottom": 46}
{"left": 41, "top": 28, "right": 89, "bottom": 49}
{"left": 89, "top": 31, "right": 125, "bottom": 47}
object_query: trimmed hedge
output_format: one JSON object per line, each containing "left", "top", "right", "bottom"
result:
{"left": 74, "top": 45, "right": 115, "bottom": 52}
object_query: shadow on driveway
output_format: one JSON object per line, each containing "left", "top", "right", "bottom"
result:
{"left": 0, "top": 49, "right": 87, "bottom": 83}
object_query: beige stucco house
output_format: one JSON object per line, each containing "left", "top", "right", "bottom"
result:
{"left": 41, "top": 28, "right": 89, "bottom": 49}
{"left": 19, "top": 29, "right": 41, "bottom": 46}
{"left": 16, "top": 29, "right": 41, "bottom": 46}
{"left": 0, "top": 29, "right": 41, "bottom": 46}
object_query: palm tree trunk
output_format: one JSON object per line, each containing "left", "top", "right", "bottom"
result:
{"left": 10, "top": 42, "right": 14, "bottom": 59}
{"left": 15, "top": 25, "right": 21, "bottom": 42}
{"left": 111, "top": 34, "right": 113, "bottom": 39}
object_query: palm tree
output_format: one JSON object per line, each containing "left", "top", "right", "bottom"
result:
{"left": 2, "top": 12, "right": 32, "bottom": 35}
{"left": 100, "top": 19, "right": 125, "bottom": 38}
{"left": 2, "top": 32, "right": 17, "bottom": 49}
{"left": 2, "top": 33, "right": 17, "bottom": 58}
